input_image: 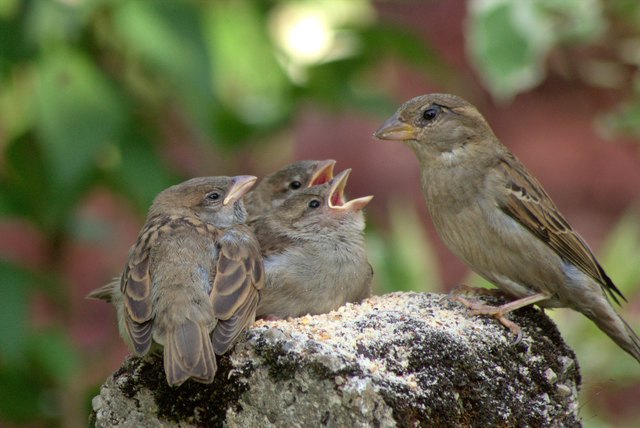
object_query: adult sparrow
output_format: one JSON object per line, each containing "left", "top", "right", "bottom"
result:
{"left": 88, "top": 176, "right": 265, "bottom": 386}
{"left": 249, "top": 169, "right": 373, "bottom": 318}
{"left": 374, "top": 93, "right": 640, "bottom": 362}
{"left": 245, "top": 159, "right": 336, "bottom": 221}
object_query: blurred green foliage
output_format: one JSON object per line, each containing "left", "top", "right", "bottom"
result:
{"left": 1, "top": 0, "right": 639, "bottom": 426}
{"left": 468, "top": 0, "right": 605, "bottom": 100}
{"left": 367, "top": 199, "right": 441, "bottom": 294}
{"left": 0, "top": 0, "right": 446, "bottom": 425}
{"left": 468, "top": 0, "right": 640, "bottom": 141}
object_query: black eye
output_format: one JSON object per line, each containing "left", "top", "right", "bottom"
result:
{"left": 308, "top": 200, "right": 321, "bottom": 209}
{"left": 206, "top": 192, "right": 220, "bottom": 201}
{"left": 422, "top": 105, "right": 441, "bottom": 122}
{"left": 289, "top": 181, "right": 302, "bottom": 190}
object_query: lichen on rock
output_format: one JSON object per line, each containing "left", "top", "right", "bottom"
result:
{"left": 90, "top": 292, "right": 582, "bottom": 427}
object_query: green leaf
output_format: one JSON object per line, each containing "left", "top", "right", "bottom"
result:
{"left": 108, "top": 128, "right": 176, "bottom": 212}
{"left": 0, "top": 5, "right": 35, "bottom": 76}
{"left": 35, "top": 48, "right": 126, "bottom": 202}
{"left": 0, "top": 366, "right": 44, "bottom": 422}
{"left": 360, "top": 25, "right": 452, "bottom": 81}
{"left": 23, "top": 0, "right": 85, "bottom": 47}
{"left": 467, "top": 0, "right": 552, "bottom": 100}
{"left": 0, "top": 261, "right": 34, "bottom": 362}
{"left": 204, "top": 0, "right": 290, "bottom": 128}
{"left": 2, "top": 135, "right": 55, "bottom": 225}
{"left": 114, "top": 0, "right": 210, "bottom": 90}
{"left": 600, "top": 95, "right": 640, "bottom": 138}
{"left": 600, "top": 207, "right": 640, "bottom": 296}
{"left": 113, "top": 0, "right": 215, "bottom": 136}
{"left": 28, "top": 330, "right": 81, "bottom": 383}
{"left": 537, "top": 0, "right": 605, "bottom": 43}
{"left": 467, "top": 0, "right": 605, "bottom": 99}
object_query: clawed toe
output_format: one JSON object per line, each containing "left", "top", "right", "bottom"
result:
{"left": 489, "top": 312, "right": 522, "bottom": 345}
{"left": 451, "top": 296, "right": 523, "bottom": 344}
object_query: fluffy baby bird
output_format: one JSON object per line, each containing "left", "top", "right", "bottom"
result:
{"left": 88, "top": 176, "right": 265, "bottom": 386}
{"left": 250, "top": 169, "right": 373, "bottom": 318}
{"left": 374, "top": 93, "right": 640, "bottom": 362}
{"left": 245, "top": 159, "right": 336, "bottom": 221}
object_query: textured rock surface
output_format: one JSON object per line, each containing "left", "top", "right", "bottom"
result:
{"left": 89, "top": 292, "right": 582, "bottom": 427}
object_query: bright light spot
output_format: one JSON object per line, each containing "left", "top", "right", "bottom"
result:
{"left": 269, "top": 0, "right": 375, "bottom": 82}
{"left": 271, "top": 6, "right": 333, "bottom": 65}
{"left": 287, "top": 14, "right": 332, "bottom": 63}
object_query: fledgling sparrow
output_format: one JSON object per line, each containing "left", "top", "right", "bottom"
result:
{"left": 374, "top": 93, "right": 640, "bottom": 362}
{"left": 244, "top": 159, "right": 336, "bottom": 221}
{"left": 249, "top": 169, "right": 373, "bottom": 318}
{"left": 88, "top": 176, "right": 265, "bottom": 386}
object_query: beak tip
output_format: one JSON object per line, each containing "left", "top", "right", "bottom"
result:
{"left": 372, "top": 118, "right": 416, "bottom": 141}
{"left": 224, "top": 175, "right": 257, "bottom": 205}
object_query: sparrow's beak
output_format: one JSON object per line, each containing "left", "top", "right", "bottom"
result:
{"left": 373, "top": 114, "right": 417, "bottom": 141}
{"left": 224, "top": 175, "right": 257, "bottom": 205}
{"left": 309, "top": 159, "right": 336, "bottom": 186}
{"left": 328, "top": 169, "right": 373, "bottom": 212}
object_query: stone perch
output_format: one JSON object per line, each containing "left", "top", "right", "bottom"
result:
{"left": 90, "top": 292, "right": 581, "bottom": 427}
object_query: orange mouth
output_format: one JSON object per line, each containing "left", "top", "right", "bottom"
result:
{"left": 328, "top": 169, "right": 373, "bottom": 212}
{"left": 309, "top": 159, "right": 336, "bottom": 186}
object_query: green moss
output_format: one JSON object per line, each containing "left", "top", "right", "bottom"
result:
{"left": 113, "top": 353, "right": 254, "bottom": 426}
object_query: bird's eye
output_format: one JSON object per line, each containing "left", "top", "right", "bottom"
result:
{"left": 206, "top": 192, "right": 220, "bottom": 201}
{"left": 289, "top": 181, "right": 302, "bottom": 190}
{"left": 308, "top": 199, "right": 321, "bottom": 209}
{"left": 422, "top": 105, "right": 441, "bottom": 122}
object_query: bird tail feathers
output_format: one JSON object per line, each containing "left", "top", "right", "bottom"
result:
{"left": 164, "top": 318, "right": 217, "bottom": 387}
{"left": 583, "top": 302, "right": 640, "bottom": 364}
{"left": 86, "top": 279, "right": 119, "bottom": 302}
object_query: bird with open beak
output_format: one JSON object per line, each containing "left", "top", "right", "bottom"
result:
{"left": 374, "top": 93, "right": 640, "bottom": 363}
{"left": 245, "top": 159, "right": 336, "bottom": 221}
{"left": 250, "top": 169, "right": 374, "bottom": 318}
{"left": 88, "top": 176, "right": 265, "bottom": 386}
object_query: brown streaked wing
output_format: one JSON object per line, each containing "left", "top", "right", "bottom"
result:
{"left": 210, "top": 226, "right": 264, "bottom": 353}
{"left": 210, "top": 229, "right": 264, "bottom": 318}
{"left": 121, "top": 215, "right": 200, "bottom": 355}
{"left": 211, "top": 290, "right": 259, "bottom": 355}
{"left": 496, "top": 155, "right": 624, "bottom": 304}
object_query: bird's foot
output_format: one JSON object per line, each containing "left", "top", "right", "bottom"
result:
{"left": 450, "top": 295, "right": 523, "bottom": 344}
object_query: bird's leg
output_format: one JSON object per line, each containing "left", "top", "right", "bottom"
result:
{"left": 452, "top": 292, "right": 549, "bottom": 344}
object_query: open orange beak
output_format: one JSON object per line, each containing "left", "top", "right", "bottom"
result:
{"left": 373, "top": 114, "right": 417, "bottom": 141}
{"left": 328, "top": 169, "right": 373, "bottom": 212}
{"left": 224, "top": 175, "right": 257, "bottom": 205}
{"left": 309, "top": 159, "right": 336, "bottom": 186}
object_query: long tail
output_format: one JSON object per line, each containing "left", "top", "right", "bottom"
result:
{"left": 163, "top": 318, "right": 217, "bottom": 387}
{"left": 86, "top": 279, "right": 119, "bottom": 302}
{"left": 582, "top": 299, "right": 640, "bottom": 363}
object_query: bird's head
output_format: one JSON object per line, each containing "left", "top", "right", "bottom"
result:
{"left": 374, "top": 93, "right": 495, "bottom": 165}
{"left": 273, "top": 169, "right": 373, "bottom": 235}
{"left": 251, "top": 159, "right": 336, "bottom": 209}
{"left": 149, "top": 175, "right": 257, "bottom": 227}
